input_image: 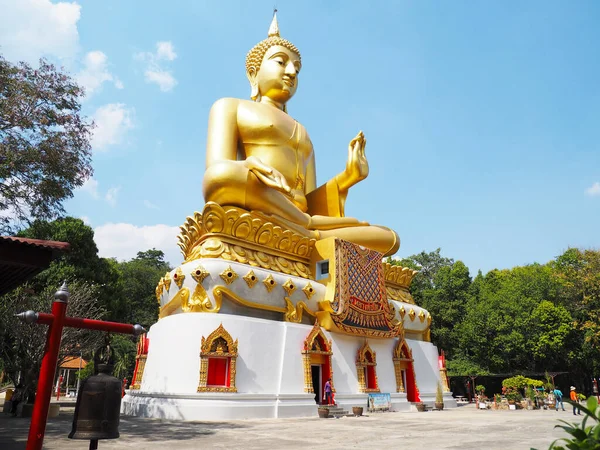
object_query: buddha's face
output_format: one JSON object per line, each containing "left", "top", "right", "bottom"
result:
{"left": 254, "top": 45, "right": 301, "bottom": 103}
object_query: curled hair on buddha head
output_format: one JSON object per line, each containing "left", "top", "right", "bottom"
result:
{"left": 245, "top": 11, "right": 302, "bottom": 104}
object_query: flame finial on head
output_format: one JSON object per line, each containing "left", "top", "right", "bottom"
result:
{"left": 268, "top": 9, "right": 280, "bottom": 37}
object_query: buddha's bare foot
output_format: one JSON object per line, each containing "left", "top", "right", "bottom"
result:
{"left": 308, "top": 215, "right": 370, "bottom": 230}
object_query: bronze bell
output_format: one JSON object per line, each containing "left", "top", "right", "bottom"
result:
{"left": 69, "top": 345, "right": 122, "bottom": 441}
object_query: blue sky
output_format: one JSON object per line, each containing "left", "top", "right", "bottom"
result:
{"left": 1, "top": 0, "right": 599, "bottom": 275}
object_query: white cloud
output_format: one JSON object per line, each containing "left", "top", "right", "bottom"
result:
{"left": 0, "top": 0, "right": 81, "bottom": 63}
{"left": 585, "top": 182, "right": 600, "bottom": 197}
{"left": 91, "top": 103, "right": 135, "bottom": 151}
{"left": 105, "top": 186, "right": 120, "bottom": 207}
{"left": 143, "top": 200, "right": 160, "bottom": 210}
{"left": 94, "top": 223, "right": 181, "bottom": 266}
{"left": 76, "top": 51, "right": 123, "bottom": 98}
{"left": 144, "top": 69, "right": 177, "bottom": 92}
{"left": 135, "top": 41, "right": 178, "bottom": 92}
{"left": 80, "top": 215, "right": 91, "bottom": 225}
{"left": 80, "top": 177, "right": 99, "bottom": 199}
{"left": 156, "top": 41, "right": 177, "bottom": 61}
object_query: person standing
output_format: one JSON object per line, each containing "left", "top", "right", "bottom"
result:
{"left": 324, "top": 379, "right": 332, "bottom": 405}
{"left": 570, "top": 386, "right": 581, "bottom": 416}
{"left": 553, "top": 387, "right": 565, "bottom": 411}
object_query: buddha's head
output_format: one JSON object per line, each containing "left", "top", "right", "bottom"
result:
{"left": 246, "top": 12, "right": 302, "bottom": 107}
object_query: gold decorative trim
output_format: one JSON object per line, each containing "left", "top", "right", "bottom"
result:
{"left": 159, "top": 283, "right": 318, "bottom": 321}
{"left": 163, "top": 272, "right": 172, "bottom": 292}
{"left": 131, "top": 334, "right": 149, "bottom": 390}
{"left": 282, "top": 278, "right": 297, "bottom": 296}
{"left": 418, "top": 310, "right": 425, "bottom": 323}
{"left": 356, "top": 340, "right": 380, "bottom": 393}
{"left": 219, "top": 265, "right": 238, "bottom": 285}
{"left": 197, "top": 324, "right": 238, "bottom": 393}
{"left": 183, "top": 283, "right": 218, "bottom": 313}
{"left": 302, "top": 321, "right": 334, "bottom": 394}
{"left": 191, "top": 264, "right": 210, "bottom": 284}
{"left": 173, "top": 267, "right": 185, "bottom": 288}
{"left": 243, "top": 270, "right": 259, "bottom": 288}
{"left": 427, "top": 313, "right": 432, "bottom": 326}
{"left": 408, "top": 308, "right": 416, "bottom": 322}
{"left": 302, "top": 282, "right": 315, "bottom": 300}
{"left": 177, "top": 203, "right": 316, "bottom": 279}
{"left": 263, "top": 274, "right": 277, "bottom": 292}
{"left": 159, "top": 287, "right": 190, "bottom": 318}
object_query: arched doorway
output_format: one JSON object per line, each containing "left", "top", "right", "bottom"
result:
{"left": 393, "top": 339, "right": 420, "bottom": 402}
{"left": 302, "top": 321, "right": 334, "bottom": 404}
{"left": 197, "top": 324, "right": 238, "bottom": 392}
{"left": 356, "top": 341, "right": 379, "bottom": 393}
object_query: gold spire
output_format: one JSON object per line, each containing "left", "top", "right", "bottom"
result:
{"left": 268, "top": 9, "right": 280, "bottom": 37}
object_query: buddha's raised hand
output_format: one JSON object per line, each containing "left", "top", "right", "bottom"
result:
{"left": 336, "top": 131, "right": 369, "bottom": 192}
{"left": 244, "top": 155, "right": 294, "bottom": 198}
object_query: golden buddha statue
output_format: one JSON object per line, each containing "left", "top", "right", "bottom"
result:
{"left": 202, "top": 12, "right": 399, "bottom": 256}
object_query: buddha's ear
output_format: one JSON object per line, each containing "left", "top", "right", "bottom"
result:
{"left": 246, "top": 68, "right": 260, "bottom": 101}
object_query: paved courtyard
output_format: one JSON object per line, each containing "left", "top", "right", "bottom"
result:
{"left": 0, "top": 403, "right": 583, "bottom": 449}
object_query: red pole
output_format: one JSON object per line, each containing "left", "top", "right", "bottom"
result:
{"left": 26, "top": 283, "right": 69, "bottom": 450}
{"left": 56, "top": 375, "right": 63, "bottom": 401}
{"left": 36, "top": 313, "right": 139, "bottom": 334}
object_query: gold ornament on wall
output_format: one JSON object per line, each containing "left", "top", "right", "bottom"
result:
{"left": 302, "top": 282, "right": 315, "bottom": 300}
{"left": 243, "top": 270, "right": 259, "bottom": 288}
{"left": 399, "top": 305, "right": 406, "bottom": 320}
{"left": 418, "top": 310, "right": 426, "bottom": 323}
{"left": 408, "top": 308, "right": 416, "bottom": 322}
{"left": 173, "top": 267, "right": 185, "bottom": 289}
{"left": 356, "top": 340, "right": 380, "bottom": 393}
{"left": 219, "top": 265, "right": 238, "bottom": 285}
{"left": 282, "top": 278, "right": 297, "bottom": 296}
{"left": 191, "top": 264, "right": 210, "bottom": 284}
{"left": 163, "top": 272, "right": 172, "bottom": 292}
{"left": 263, "top": 274, "right": 277, "bottom": 292}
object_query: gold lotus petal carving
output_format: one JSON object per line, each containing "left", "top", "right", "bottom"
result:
{"left": 399, "top": 305, "right": 406, "bottom": 320}
{"left": 418, "top": 310, "right": 426, "bottom": 323}
{"left": 263, "top": 274, "right": 277, "bottom": 292}
{"left": 427, "top": 313, "right": 432, "bottom": 325}
{"left": 219, "top": 265, "right": 238, "bottom": 285}
{"left": 243, "top": 270, "right": 259, "bottom": 288}
{"left": 282, "top": 278, "right": 297, "bottom": 296}
{"left": 302, "top": 282, "right": 315, "bottom": 300}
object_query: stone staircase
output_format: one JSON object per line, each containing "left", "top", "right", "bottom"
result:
{"left": 319, "top": 404, "right": 351, "bottom": 417}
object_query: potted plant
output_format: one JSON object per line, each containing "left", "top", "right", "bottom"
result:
{"left": 352, "top": 406, "right": 363, "bottom": 416}
{"left": 435, "top": 383, "right": 444, "bottom": 410}
{"left": 317, "top": 406, "right": 329, "bottom": 418}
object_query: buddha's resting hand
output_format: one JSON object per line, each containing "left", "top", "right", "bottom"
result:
{"left": 244, "top": 155, "right": 294, "bottom": 199}
{"left": 336, "top": 131, "right": 369, "bottom": 192}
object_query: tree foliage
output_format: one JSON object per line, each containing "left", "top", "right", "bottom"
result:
{"left": 0, "top": 56, "right": 94, "bottom": 233}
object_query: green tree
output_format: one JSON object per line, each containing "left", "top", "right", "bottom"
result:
{"left": 116, "top": 249, "right": 171, "bottom": 327}
{"left": 17, "top": 217, "right": 121, "bottom": 313}
{"left": 0, "top": 56, "right": 93, "bottom": 233}
{"left": 420, "top": 261, "right": 472, "bottom": 358}
{"left": 0, "top": 281, "right": 105, "bottom": 402}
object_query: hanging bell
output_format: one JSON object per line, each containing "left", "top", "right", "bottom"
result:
{"left": 69, "top": 344, "right": 122, "bottom": 441}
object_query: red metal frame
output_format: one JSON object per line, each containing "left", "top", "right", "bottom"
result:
{"left": 21, "top": 286, "right": 142, "bottom": 450}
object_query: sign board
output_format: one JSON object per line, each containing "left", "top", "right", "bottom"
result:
{"left": 367, "top": 393, "right": 392, "bottom": 412}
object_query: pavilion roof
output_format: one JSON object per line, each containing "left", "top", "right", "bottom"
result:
{"left": 60, "top": 356, "right": 88, "bottom": 370}
{"left": 0, "top": 236, "right": 70, "bottom": 295}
